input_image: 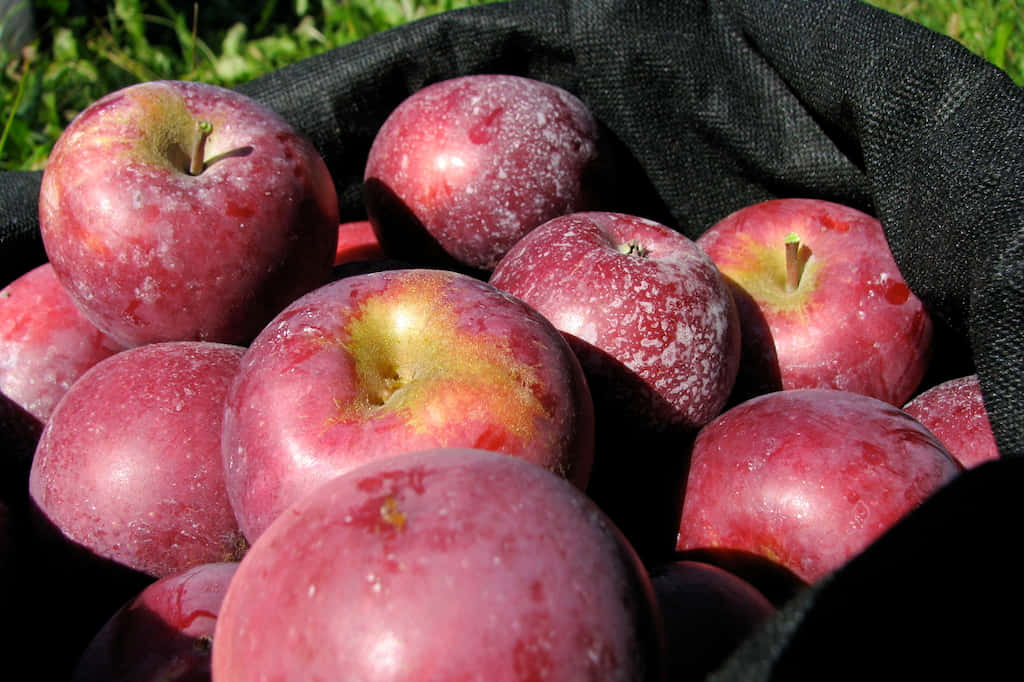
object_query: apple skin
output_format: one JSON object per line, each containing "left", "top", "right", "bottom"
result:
{"left": 0, "top": 263, "right": 125, "bottom": 424}
{"left": 38, "top": 79, "right": 340, "bottom": 348}
{"left": 903, "top": 374, "right": 1000, "bottom": 468}
{"left": 212, "top": 447, "right": 664, "bottom": 682}
{"left": 364, "top": 74, "right": 603, "bottom": 273}
{"left": 71, "top": 562, "right": 238, "bottom": 682}
{"left": 221, "top": 267, "right": 595, "bottom": 542}
{"left": 28, "top": 341, "right": 249, "bottom": 579}
{"left": 696, "top": 198, "right": 933, "bottom": 406}
{"left": 648, "top": 559, "right": 775, "bottom": 682}
{"left": 489, "top": 210, "right": 740, "bottom": 559}
{"left": 334, "top": 219, "right": 386, "bottom": 266}
{"left": 676, "top": 388, "right": 962, "bottom": 584}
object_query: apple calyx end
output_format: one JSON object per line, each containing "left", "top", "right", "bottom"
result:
{"left": 189, "top": 120, "right": 213, "bottom": 176}
{"left": 618, "top": 239, "right": 650, "bottom": 258}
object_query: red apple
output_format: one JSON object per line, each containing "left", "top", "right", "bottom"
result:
{"left": 38, "top": 79, "right": 340, "bottom": 347}
{"left": 334, "top": 219, "right": 385, "bottom": 266}
{"left": 221, "top": 267, "right": 594, "bottom": 542}
{"left": 72, "top": 562, "right": 238, "bottom": 682}
{"left": 648, "top": 559, "right": 775, "bottom": 682}
{"left": 490, "top": 210, "right": 740, "bottom": 559}
{"left": 29, "top": 341, "right": 249, "bottom": 578}
{"left": 676, "top": 388, "right": 962, "bottom": 584}
{"left": 212, "top": 447, "right": 664, "bottom": 681}
{"left": 696, "top": 197, "right": 933, "bottom": 406}
{"left": 903, "top": 374, "right": 1000, "bottom": 468}
{"left": 364, "top": 74, "right": 604, "bottom": 272}
{"left": 0, "top": 263, "right": 125, "bottom": 424}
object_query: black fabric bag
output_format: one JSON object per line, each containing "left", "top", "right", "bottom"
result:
{"left": 2, "top": 0, "right": 1021, "bottom": 677}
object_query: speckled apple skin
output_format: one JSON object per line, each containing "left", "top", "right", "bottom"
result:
{"left": 903, "top": 374, "right": 1000, "bottom": 468}
{"left": 490, "top": 211, "right": 741, "bottom": 431}
{"left": 0, "top": 263, "right": 125, "bottom": 423}
{"left": 72, "top": 562, "right": 238, "bottom": 682}
{"left": 212, "top": 448, "right": 663, "bottom": 682}
{"left": 221, "top": 268, "right": 595, "bottom": 542}
{"left": 364, "top": 74, "right": 602, "bottom": 272}
{"left": 696, "top": 198, "right": 933, "bottom": 406}
{"left": 29, "top": 342, "right": 248, "bottom": 578}
{"left": 39, "top": 80, "right": 339, "bottom": 347}
{"left": 676, "top": 388, "right": 962, "bottom": 584}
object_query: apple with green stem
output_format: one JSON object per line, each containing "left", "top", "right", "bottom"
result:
{"left": 696, "top": 198, "right": 933, "bottom": 406}
{"left": 38, "top": 80, "right": 340, "bottom": 347}
{"left": 221, "top": 268, "right": 595, "bottom": 542}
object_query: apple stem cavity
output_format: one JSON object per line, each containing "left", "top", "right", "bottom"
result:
{"left": 189, "top": 120, "right": 213, "bottom": 176}
{"left": 785, "top": 232, "right": 803, "bottom": 292}
{"left": 619, "top": 239, "right": 650, "bottom": 258}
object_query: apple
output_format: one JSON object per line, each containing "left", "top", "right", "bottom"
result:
{"left": 334, "top": 219, "right": 386, "bottom": 266}
{"left": 0, "top": 262, "right": 125, "bottom": 424}
{"left": 489, "top": 210, "right": 741, "bottom": 559}
{"left": 38, "top": 79, "right": 340, "bottom": 348}
{"left": 221, "top": 267, "right": 595, "bottom": 542}
{"left": 212, "top": 447, "right": 664, "bottom": 681}
{"left": 363, "top": 74, "right": 605, "bottom": 273}
{"left": 72, "top": 562, "right": 238, "bottom": 682}
{"left": 903, "top": 374, "right": 1000, "bottom": 468}
{"left": 696, "top": 197, "right": 933, "bottom": 406}
{"left": 29, "top": 341, "right": 249, "bottom": 579}
{"left": 648, "top": 559, "right": 775, "bottom": 682}
{"left": 676, "top": 388, "right": 962, "bottom": 584}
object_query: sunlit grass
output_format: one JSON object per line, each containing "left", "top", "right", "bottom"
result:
{"left": 1, "top": 0, "right": 1020, "bottom": 172}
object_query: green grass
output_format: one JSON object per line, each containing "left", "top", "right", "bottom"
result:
{"left": 1, "top": 0, "right": 1021, "bottom": 172}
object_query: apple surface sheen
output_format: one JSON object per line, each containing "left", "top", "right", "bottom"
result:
{"left": 221, "top": 268, "right": 594, "bottom": 542}
{"left": 38, "top": 80, "right": 340, "bottom": 347}
{"left": 696, "top": 198, "right": 933, "bottom": 406}
{"left": 0, "top": 263, "right": 125, "bottom": 424}
{"left": 676, "top": 388, "right": 962, "bottom": 584}
{"left": 29, "top": 341, "right": 248, "bottom": 578}
{"left": 364, "top": 74, "right": 603, "bottom": 272}
{"left": 212, "top": 447, "right": 664, "bottom": 682}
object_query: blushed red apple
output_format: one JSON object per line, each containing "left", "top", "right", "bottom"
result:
{"left": 29, "top": 341, "right": 249, "bottom": 578}
{"left": 696, "top": 198, "right": 933, "bottom": 406}
{"left": 334, "top": 219, "right": 385, "bottom": 266}
{"left": 212, "top": 447, "right": 664, "bottom": 681}
{"left": 221, "top": 267, "right": 594, "bottom": 542}
{"left": 72, "top": 561, "right": 238, "bottom": 682}
{"left": 0, "top": 262, "right": 125, "bottom": 424}
{"left": 676, "top": 388, "right": 962, "bottom": 584}
{"left": 490, "top": 210, "right": 740, "bottom": 559}
{"left": 38, "top": 79, "right": 340, "bottom": 347}
{"left": 903, "top": 374, "right": 1000, "bottom": 468}
{"left": 364, "top": 74, "right": 604, "bottom": 272}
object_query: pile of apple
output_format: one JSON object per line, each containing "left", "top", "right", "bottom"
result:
{"left": 0, "top": 75, "right": 999, "bottom": 681}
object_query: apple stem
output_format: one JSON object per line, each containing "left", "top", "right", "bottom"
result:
{"left": 785, "top": 232, "right": 803, "bottom": 291}
{"left": 189, "top": 120, "right": 213, "bottom": 176}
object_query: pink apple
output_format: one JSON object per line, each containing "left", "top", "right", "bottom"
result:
{"left": 649, "top": 559, "right": 775, "bottom": 682}
{"left": 212, "top": 447, "right": 664, "bottom": 681}
{"left": 72, "top": 562, "right": 238, "bottom": 682}
{"left": 676, "top": 388, "right": 962, "bottom": 584}
{"left": 489, "top": 210, "right": 740, "bottom": 559}
{"left": 38, "top": 79, "right": 340, "bottom": 347}
{"left": 221, "top": 267, "right": 594, "bottom": 542}
{"left": 334, "top": 219, "right": 386, "bottom": 266}
{"left": 903, "top": 374, "right": 1000, "bottom": 468}
{"left": 696, "top": 197, "right": 933, "bottom": 406}
{"left": 364, "top": 74, "right": 604, "bottom": 272}
{"left": 29, "top": 341, "right": 249, "bottom": 578}
{"left": 0, "top": 263, "right": 125, "bottom": 424}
